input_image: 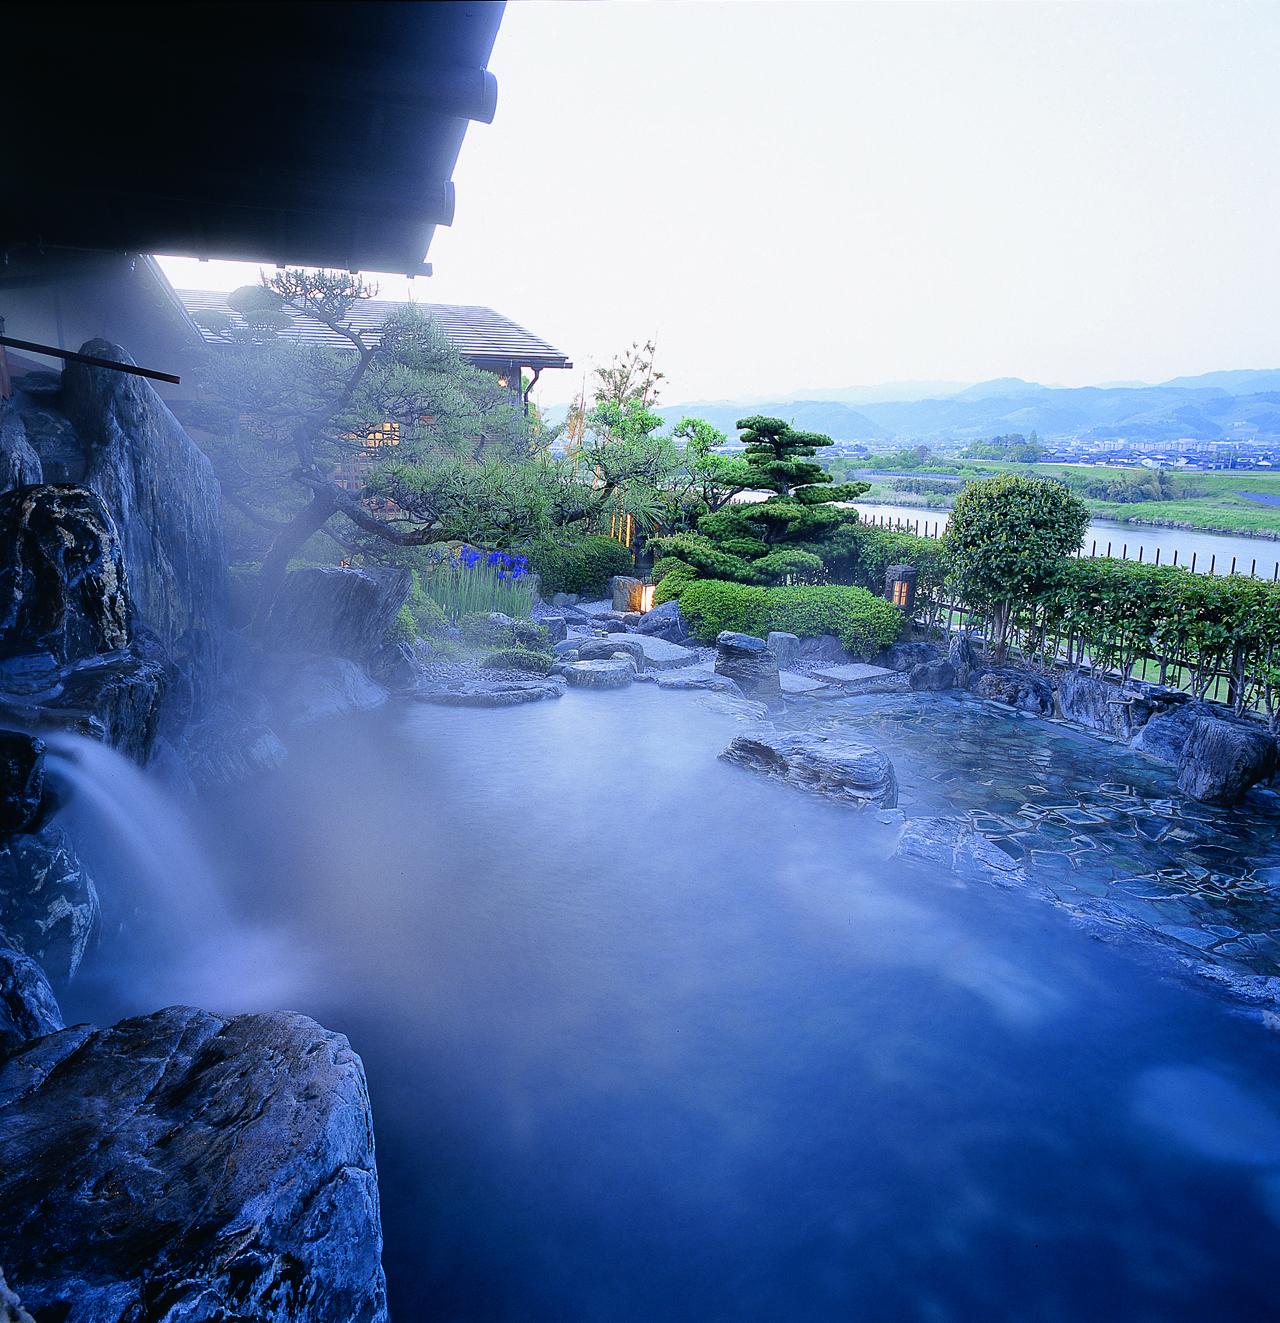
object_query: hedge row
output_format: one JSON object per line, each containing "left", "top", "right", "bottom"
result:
{"left": 671, "top": 579, "right": 904, "bottom": 657}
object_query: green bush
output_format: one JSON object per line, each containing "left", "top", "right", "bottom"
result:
{"left": 482, "top": 646, "right": 554, "bottom": 674}
{"left": 675, "top": 580, "right": 903, "bottom": 656}
{"left": 386, "top": 602, "right": 418, "bottom": 646}
{"left": 408, "top": 572, "right": 449, "bottom": 637}
{"left": 653, "top": 559, "right": 700, "bottom": 605}
{"left": 513, "top": 618, "right": 550, "bottom": 649}
{"left": 528, "top": 535, "right": 635, "bottom": 597}
{"left": 458, "top": 611, "right": 516, "bottom": 646}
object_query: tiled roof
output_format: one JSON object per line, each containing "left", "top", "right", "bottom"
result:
{"left": 176, "top": 289, "right": 573, "bottom": 370}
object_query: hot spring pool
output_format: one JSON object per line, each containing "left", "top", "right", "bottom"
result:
{"left": 63, "top": 685, "right": 1280, "bottom": 1321}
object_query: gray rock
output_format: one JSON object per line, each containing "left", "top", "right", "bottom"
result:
{"left": 908, "top": 659, "right": 957, "bottom": 691}
{"left": 60, "top": 343, "right": 229, "bottom": 678}
{"left": 259, "top": 566, "right": 412, "bottom": 663}
{"left": 577, "top": 636, "right": 647, "bottom": 669}
{"left": 0, "top": 946, "right": 63, "bottom": 1055}
{"left": 879, "top": 640, "right": 940, "bottom": 672}
{"left": 1058, "top": 670, "right": 1156, "bottom": 739}
{"left": 552, "top": 637, "right": 587, "bottom": 656}
{"left": 366, "top": 639, "right": 424, "bottom": 692}
{"left": 0, "top": 1268, "right": 35, "bottom": 1323}
{"left": 0, "top": 1006, "right": 388, "bottom": 1322}
{"left": 715, "top": 632, "right": 782, "bottom": 705}
{"left": 766, "top": 631, "right": 800, "bottom": 669}
{"left": 626, "top": 635, "right": 701, "bottom": 671}
{"left": 563, "top": 659, "right": 634, "bottom": 690}
{"left": 0, "top": 485, "right": 131, "bottom": 663}
{"left": 0, "top": 823, "right": 99, "bottom": 979}
{"left": 0, "top": 733, "right": 45, "bottom": 836}
{"left": 892, "top": 815, "right": 1028, "bottom": 889}
{"left": 267, "top": 655, "right": 390, "bottom": 727}
{"left": 1129, "top": 700, "right": 1209, "bottom": 765}
{"left": 655, "top": 668, "right": 742, "bottom": 696}
{"left": 721, "top": 731, "right": 897, "bottom": 808}
{"left": 0, "top": 409, "right": 40, "bottom": 495}
{"left": 417, "top": 680, "right": 564, "bottom": 707}
{"left": 540, "top": 615, "right": 568, "bottom": 644}
{"left": 633, "top": 600, "right": 690, "bottom": 643}
{"left": 550, "top": 592, "right": 580, "bottom": 608}
{"left": 184, "top": 716, "right": 288, "bottom": 790}
{"left": 1175, "top": 715, "right": 1278, "bottom": 804}
{"left": 971, "top": 668, "right": 1054, "bottom": 716}
{"left": 795, "top": 634, "right": 851, "bottom": 666}
{"left": 946, "top": 632, "right": 982, "bottom": 687}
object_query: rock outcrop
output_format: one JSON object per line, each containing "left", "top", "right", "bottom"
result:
{"left": 0, "top": 485, "right": 131, "bottom": 663}
{"left": 0, "top": 823, "right": 99, "bottom": 979}
{"left": 0, "top": 409, "right": 40, "bottom": 493}
{"left": 1175, "top": 715, "right": 1278, "bottom": 805}
{"left": 908, "top": 658, "right": 957, "bottom": 691}
{"left": 263, "top": 655, "right": 391, "bottom": 727}
{"left": 259, "top": 566, "right": 412, "bottom": 664}
{"left": 60, "top": 343, "right": 228, "bottom": 674}
{"left": 576, "top": 636, "right": 648, "bottom": 670}
{"left": 0, "top": 946, "right": 63, "bottom": 1054}
{"left": 0, "top": 734, "right": 45, "bottom": 836}
{"left": 714, "top": 632, "right": 782, "bottom": 704}
{"left": 892, "top": 815, "right": 1028, "bottom": 889}
{"left": 721, "top": 731, "right": 898, "bottom": 808}
{"left": 633, "top": 600, "right": 690, "bottom": 643}
{"left": 563, "top": 659, "right": 634, "bottom": 689}
{"left": 765, "top": 631, "right": 800, "bottom": 670}
{"left": 971, "top": 667, "right": 1054, "bottom": 716}
{"left": 0, "top": 1007, "right": 388, "bottom": 1323}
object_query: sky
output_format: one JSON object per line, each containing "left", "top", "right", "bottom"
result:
{"left": 159, "top": 0, "right": 1280, "bottom": 410}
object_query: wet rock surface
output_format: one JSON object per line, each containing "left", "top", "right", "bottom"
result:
{"left": 264, "top": 655, "right": 390, "bottom": 727}
{"left": 0, "top": 734, "right": 45, "bottom": 836}
{"left": 0, "top": 823, "right": 98, "bottom": 979}
{"left": 0, "top": 485, "right": 131, "bottom": 663}
{"left": 721, "top": 730, "right": 898, "bottom": 809}
{"left": 632, "top": 600, "right": 690, "bottom": 643}
{"left": 0, "top": 946, "right": 63, "bottom": 1054}
{"left": 1176, "top": 714, "right": 1278, "bottom": 805}
{"left": 715, "top": 632, "right": 782, "bottom": 704}
{"left": 417, "top": 678, "right": 565, "bottom": 707}
{"left": 0, "top": 1007, "right": 388, "bottom": 1323}
{"left": 970, "top": 667, "right": 1054, "bottom": 716}
{"left": 892, "top": 814, "right": 1028, "bottom": 889}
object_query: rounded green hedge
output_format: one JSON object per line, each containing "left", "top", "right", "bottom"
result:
{"left": 674, "top": 579, "right": 904, "bottom": 656}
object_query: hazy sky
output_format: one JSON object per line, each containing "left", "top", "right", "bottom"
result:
{"left": 160, "top": 0, "right": 1280, "bottom": 409}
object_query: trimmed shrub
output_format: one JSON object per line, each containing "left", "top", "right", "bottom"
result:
{"left": 482, "top": 646, "right": 554, "bottom": 674}
{"left": 675, "top": 580, "right": 903, "bottom": 657}
{"left": 653, "top": 559, "right": 700, "bottom": 605}
{"left": 528, "top": 535, "right": 635, "bottom": 597}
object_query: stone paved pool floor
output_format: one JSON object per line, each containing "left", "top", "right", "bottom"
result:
{"left": 778, "top": 692, "right": 1280, "bottom": 979}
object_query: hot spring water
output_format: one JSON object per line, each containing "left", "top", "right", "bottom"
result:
{"left": 53, "top": 690, "right": 1280, "bottom": 1321}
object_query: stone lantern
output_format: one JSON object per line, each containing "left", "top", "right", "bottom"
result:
{"left": 884, "top": 564, "right": 918, "bottom": 615}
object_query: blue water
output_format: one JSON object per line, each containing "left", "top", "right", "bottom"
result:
{"left": 65, "top": 688, "right": 1280, "bottom": 1321}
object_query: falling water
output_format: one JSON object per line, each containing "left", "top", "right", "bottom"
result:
{"left": 46, "top": 734, "right": 310, "bottom": 1016}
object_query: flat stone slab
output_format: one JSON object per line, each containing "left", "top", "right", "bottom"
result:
{"left": 779, "top": 671, "right": 826, "bottom": 694}
{"left": 810, "top": 662, "right": 894, "bottom": 685}
{"left": 655, "top": 668, "right": 741, "bottom": 695}
{"left": 416, "top": 680, "right": 564, "bottom": 707}
{"left": 618, "top": 634, "right": 701, "bottom": 670}
{"left": 721, "top": 731, "right": 898, "bottom": 808}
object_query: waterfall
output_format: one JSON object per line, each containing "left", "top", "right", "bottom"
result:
{"left": 44, "top": 734, "right": 309, "bottom": 1015}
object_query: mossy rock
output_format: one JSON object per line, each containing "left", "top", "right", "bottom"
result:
{"left": 481, "top": 646, "right": 554, "bottom": 674}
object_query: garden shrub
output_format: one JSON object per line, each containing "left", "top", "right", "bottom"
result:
{"left": 408, "top": 572, "right": 449, "bottom": 637}
{"left": 482, "top": 646, "right": 554, "bottom": 674}
{"left": 458, "top": 612, "right": 517, "bottom": 646}
{"left": 675, "top": 579, "right": 903, "bottom": 656}
{"left": 653, "top": 559, "right": 700, "bottom": 605}
{"left": 386, "top": 602, "right": 418, "bottom": 646}
{"left": 527, "top": 535, "right": 635, "bottom": 597}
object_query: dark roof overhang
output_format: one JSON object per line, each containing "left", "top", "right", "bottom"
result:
{"left": 1, "top": 1, "right": 505, "bottom": 276}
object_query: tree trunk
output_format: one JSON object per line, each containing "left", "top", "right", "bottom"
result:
{"left": 252, "top": 486, "right": 338, "bottom": 626}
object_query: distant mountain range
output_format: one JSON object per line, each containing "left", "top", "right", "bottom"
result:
{"left": 645, "top": 369, "right": 1280, "bottom": 446}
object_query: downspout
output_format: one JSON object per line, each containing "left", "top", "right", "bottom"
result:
{"left": 522, "top": 366, "right": 541, "bottom": 417}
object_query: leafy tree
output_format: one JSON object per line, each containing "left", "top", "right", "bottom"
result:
{"left": 193, "top": 269, "right": 563, "bottom": 611}
{"left": 944, "top": 473, "right": 1088, "bottom": 661}
{"left": 964, "top": 433, "right": 1044, "bottom": 463}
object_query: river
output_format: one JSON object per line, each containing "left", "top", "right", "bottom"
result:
{"left": 852, "top": 502, "right": 1280, "bottom": 578}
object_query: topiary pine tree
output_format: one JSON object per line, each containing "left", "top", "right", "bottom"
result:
{"left": 735, "top": 416, "right": 868, "bottom": 504}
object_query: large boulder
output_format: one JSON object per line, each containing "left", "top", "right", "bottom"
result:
{"left": 609, "top": 575, "right": 645, "bottom": 612}
{"left": 0, "top": 1007, "right": 388, "bottom": 1322}
{"left": 721, "top": 731, "right": 897, "bottom": 809}
{"left": 576, "top": 636, "right": 647, "bottom": 669}
{"left": 0, "top": 485, "right": 131, "bottom": 663}
{"left": 766, "top": 631, "right": 800, "bottom": 670}
{"left": 633, "top": 600, "right": 690, "bottom": 643}
{"left": 908, "top": 659, "right": 957, "bottom": 691}
{"left": 795, "top": 634, "right": 851, "bottom": 666}
{"left": 259, "top": 566, "right": 412, "bottom": 663}
{"left": 0, "top": 945, "right": 63, "bottom": 1055}
{"left": 971, "top": 667, "right": 1054, "bottom": 716}
{"left": 1057, "top": 671, "right": 1159, "bottom": 740}
{"left": 1129, "top": 699, "right": 1209, "bottom": 765}
{"left": 264, "top": 655, "right": 390, "bottom": 727}
{"left": 59, "top": 343, "right": 228, "bottom": 672}
{"left": 879, "top": 640, "right": 940, "bottom": 673}
{"left": 0, "top": 733, "right": 45, "bottom": 836}
{"left": 1175, "top": 715, "right": 1277, "bottom": 805}
{"left": 0, "top": 823, "right": 99, "bottom": 979}
{"left": 715, "top": 632, "right": 782, "bottom": 705}
{"left": 0, "top": 409, "right": 40, "bottom": 495}
{"left": 946, "top": 632, "right": 982, "bottom": 687}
